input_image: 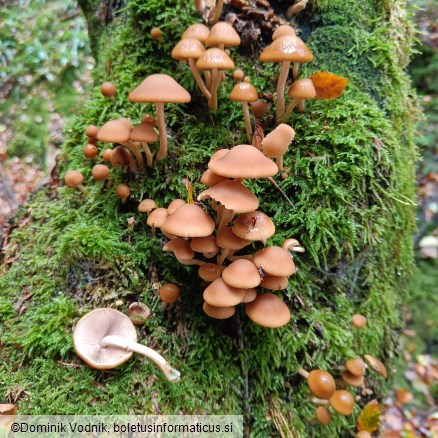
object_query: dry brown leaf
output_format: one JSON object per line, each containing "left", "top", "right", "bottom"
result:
{"left": 252, "top": 120, "right": 264, "bottom": 150}
{"left": 357, "top": 399, "right": 382, "bottom": 432}
{"left": 310, "top": 72, "right": 349, "bottom": 99}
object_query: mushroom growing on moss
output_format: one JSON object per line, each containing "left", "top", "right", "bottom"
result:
{"left": 115, "top": 183, "right": 130, "bottom": 204}
{"left": 129, "top": 74, "right": 191, "bottom": 160}
{"left": 230, "top": 81, "right": 258, "bottom": 142}
{"left": 73, "top": 308, "right": 180, "bottom": 382}
{"left": 245, "top": 293, "right": 291, "bottom": 328}
{"left": 64, "top": 170, "right": 88, "bottom": 196}
{"left": 159, "top": 283, "right": 180, "bottom": 304}
{"left": 297, "top": 368, "right": 336, "bottom": 399}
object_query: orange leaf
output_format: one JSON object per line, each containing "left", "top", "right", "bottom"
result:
{"left": 357, "top": 399, "right": 381, "bottom": 432}
{"left": 310, "top": 72, "right": 349, "bottom": 99}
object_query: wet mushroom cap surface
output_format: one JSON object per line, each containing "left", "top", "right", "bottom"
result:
{"left": 73, "top": 308, "right": 137, "bottom": 369}
{"left": 307, "top": 369, "right": 336, "bottom": 399}
{"left": 245, "top": 293, "right": 291, "bottom": 328}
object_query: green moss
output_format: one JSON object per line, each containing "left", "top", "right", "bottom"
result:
{"left": 0, "top": 0, "right": 418, "bottom": 436}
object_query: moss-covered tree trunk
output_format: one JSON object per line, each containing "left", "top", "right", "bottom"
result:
{"left": 0, "top": 0, "right": 417, "bottom": 436}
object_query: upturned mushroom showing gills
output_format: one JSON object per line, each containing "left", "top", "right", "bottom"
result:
{"left": 128, "top": 74, "right": 191, "bottom": 161}
{"left": 73, "top": 308, "right": 180, "bottom": 382}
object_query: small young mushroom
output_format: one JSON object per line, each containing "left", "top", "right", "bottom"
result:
{"left": 341, "top": 371, "right": 364, "bottom": 387}
{"left": 73, "top": 308, "right": 180, "bottom": 382}
{"left": 190, "top": 236, "right": 219, "bottom": 259}
{"left": 115, "top": 183, "right": 130, "bottom": 204}
{"left": 150, "top": 27, "right": 163, "bottom": 42}
{"left": 159, "top": 283, "right": 180, "bottom": 303}
{"left": 130, "top": 122, "right": 158, "bottom": 168}
{"left": 345, "top": 357, "right": 366, "bottom": 377}
{"left": 147, "top": 207, "right": 168, "bottom": 235}
{"left": 194, "top": 0, "right": 205, "bottom": 14}
{"left": 230, "top": 82, "right": 258, "bottom": 142}
{"left": 101, "top": 82, "right": 117, "bottom": 98}
{"left": 129, "top": 74, "right": 191, "bottom": 161}
{"left": 329, "top": 390, "right": 355, "bottom": 416}
{"left": 251, "top": 100, "right": 271, "bottom": 120}
{"left": 182, "top": 23, "right": 210, "bottom": 45}
{"left": 138, "top": 199, "right": 157, "bottom": 218}
{"left": 233, "top": 69, "right": 245, "bottom": 82}
{"left": 64, "top": 170, "right": 88, "bottom": 196}
{"left": 128, "top": 302, "right": 151, "bottom": 325}
{"left": 363, "top": 354, "right": 387, "bottom": 378}
{"left": 261, "top": 123, "right": 295, "bottom": 171}
{"left": 297, "top": 369, "right": 336, "bottom": 399}
{"left": 85, "top": 124, "right": 99, "bottom": 139}
{"left": 315, "top": 406, "right": 332, "bottom": 425}
{"left": 284, "top": 78, "right": 316, "bottom": 116}
{"left": 206, "top": 22, "right": 241, "bottom": 52}
{"left": 352, "top": 314, "right": 367, "bottom": 328}
{"left": 198, "top": 263, "right": 222, "bottom": 282}
{"left": 102, "top": 148, "right": 113, "bottom": 162}
{"left": 83, "top": 143, "right": 98, "bottom": 159}
{"left": 92, "top": 164, "right": 110, "bottom": 181}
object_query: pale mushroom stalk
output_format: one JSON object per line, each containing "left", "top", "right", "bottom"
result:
{"left": 204, "top": 71, "right": 211, "bottom": 90}
{"left": 188, "top": 58, "right": 211, "bottom": 101}
{"left": 283, "top": 98, "right": 303, "bottom": 118}
{"left": 217, "top": 248, "right": 236, "bottom": 265}
{"left": 276, "top": 61, "right": 291, "bottom": 120}
{"left": 155, "top": 103, "right": 168, "bottom": 160}
{"left": 293, "top": 62, "right": 300, "bottom": 79}
{"left": 121, "top": 142, "right": 145, "bottom": 168}
{"left": 76, "top": 184, "right": 89, "bottom": 196}
{"left": 282, "top": 239, "right": 305, "bottom": 253}
{"left": 276, "top": 156, "right": 284, "bottom": 172}
{"left": 218, "top": 207, "right": 234, "bottom": 232}
{"left": 226, "top": 254, "right": 253, "bottom": 261}
{"left": 242, "top": 102, "right": 253, "bottom": 142}
{"left": 177, "top": 258, "right": 206, "bottom": 266}
{"left": 140, "top": 141, "right": 154, "bottom": 167}
{"left": 209, "top": 0, "right": 223, "bottom": 25}
{"left": 100, "top": 335, "right": 180, "bottom": 382}
{"left": 297, "top": 367, "right": 309, "bottom": 378}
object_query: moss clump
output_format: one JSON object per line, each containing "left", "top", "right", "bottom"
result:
{"left": 0, "top": 0, "right": 418, "bottom": 435}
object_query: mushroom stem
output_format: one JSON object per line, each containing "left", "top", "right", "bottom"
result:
{"left": 298, "top": 99, "right": 306, "bottom": 112}
{"left": 242, "top": 102, "right": 253, "bottom": 142}
{"left": 276, "top": 61, "right": 291, "bottom": 121}
{"left": 77, "top": 184, "right": 89, "bottom": 196}
{"left": 283, "top": 98, "right": 301, "bottom": 118}
{"left": 276, "top": 156, "right": 284, "bottom": 172}
{"left": 210, "top": 68, "right": 220, "bottom": 111}
{"left": 188, "top": 58, "right": 211, "bottom": 101}
{"left": 311, "top": 398, "right": 329, "bottom": 405}
{"left": 226, "top": 254, "right": 253, "bottom": 261}
{"left": 293, "top": 62, "right": 300, "bottom": 79}
{"left": 140, "top": 142, "right": 154, "bottom": 167}
{"left": 155, "top": 102, "right": 168, "bottom": 160}
{"left": 282, "top": 239, "right": 305, "bottom": 253}
{"left": 122, "top": 142, "right": 145, "bottom": 168}
{"left": 204, "top": 71, "right": 211, "bottom": 90}
{"left": 100, "top": 335, "right": 180, "bottom": 382}
{"left": 217, "top": 248, "right": 235, "bottom": 265}
{"left": 209, "top": 0, "right": 223, "bottom": 25}
{"left": 297, "top": 367, "right": 309, "bottom": 379}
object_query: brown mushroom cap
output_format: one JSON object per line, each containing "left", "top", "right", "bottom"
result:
{"left": 92, "top": 164, "right": 110, "bottom": 181}
{"left": 208, "top": 144, "right": 278, "bottom": 179}
{"left": 216, "top": 226, "right": 252, "bottom": 250}
{"left": 101, "top": 82, "right": 117, "bottom": 97}
{"left": 272, "top": 25, "right": 297, "bottom": 40}
{"left": 329, "top": 390, "right": 355, "bottom": 416}
{"left": 161, "top": 204, "right": 215, "bottom": 238}
{"left": 245, "top": 293, "right": 291, "bottom": 328}
{"left": 210, "top": 148, "right": 230, "bottom": 161}
{"left": 97, "top": 120, "right": 131, "bottom": 144}
{"left": 222, "top": 259, "right": 261, "bottom": 289}
{"left": 83, "top": 143, "right": 98, "bottom": 158}
{"left": 102, "top": 148, "right": 113, "bottom": 162}
{"left": 260, "top": 275, "right": 289, "bottom": 290}
{"left": 159, "top": 283, "right": 180, "bottom": 303}
{"left": 261, "top": 124, "right": 295, "bottom": 158}
{"left": 232, "top": 211, "right": 276, "bottom": 242}
{"left": 129, "top": 74, "right": 191, "bottom": 104}
{"left": 341, "top": 371, "right": 364, "bottom": 387}
{"left": 182, "top": 23, "right": 210, "bottom": 45}
{"left": 150, "top": 27, "right": 163, "bottom": 40}
{"left": 307, "top": 370, "right": 336, "bottom": 399}
{"left": 198, "top": 263, "right": 222, "bottom": 282}
{"left": 203, "top": 302, "right": 235, "bottom": 319}
{"left": 203, "top": 277, "right": 245, "bottom": 307}
{"left": 252, "top": 246, "right": 296, "bottom": 277}
{"left": 138, "top": 199, "right": 157, "bottom": 213}
{"left": 251, "top": 100, "right": 271, "bottom": 119}
{"left": 73, "top": 308, "right": 137, "bottom": 369}
{"left": 128, "top": 302, "right": 151, "bottom": 325}
{"left": 167, "top": 199, "right": 186, "bottom": 215}
{"left": 345, "top": 357, "right": 366, "bottom": 377}
{"left": 85, "top": 125, "right": 99, "bottom": 138}
{"left": 230, "top": 82, "right": 258, "bottom": 103}
{"left": 190, "top": 235, "right": 218, "bottom": 254}
{"left": 260, "top": 35, "right": 313, "bottom": 63}
{"left": 147, "top": 207, "right": 168, "bottom": 228}
{"left": 163, "top": 238, "right": 195, "bottom": 260}
{"left": 315, "top": 406, "right": 332, "bottom": 425}
{"left": 117, "top": 118, "right": 134, "bottom": 130}
{"left": 196, "top": 48, "right": 235, "bottom": 71}
{"left": 64, "top": 170, "right": 84, "bottom": 188}
{"left": 115, "top": 184, "right": 130, "bottom": 199}
{"left": 206, "top": 22, "right": 241, "bottom": 48}
{"left": 241, "top": 288, "right": 257, "bottom": 303}
{"left": 364, "top": 354, "right": 387, "bottom": 378}
{"left": 197, "top": 180, "right": 259, "bottom": 213}
{"left": 200, "top": 169, "right": 229, "bottom": 186}
{"left": 233, "top": 69, "right": 245, "bottom": 81}
{"left": 172, "top": 38, "right": 206, "bottom": 60}
{"left": 288, "top": 78, "right": 316, "bottom": 99}
{"left": 352, "top": 314, "right": 367, "bottom": 328}
{"left": 130, "top": 123, "right": 158, "bottom": 143}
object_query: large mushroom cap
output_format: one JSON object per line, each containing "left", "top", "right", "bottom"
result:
{"left": 222, "top": 259, "right": 261, "bottom": 289}
{"left": 129, "top": 74, "right": 191, "bottom": 103}
{"left": 203, "top": 277, "right": 245, "bottom": 307}
{"left": 260, "top": 35, "right": 313, "bottom": 63}
{"left": 329, "top": 390, "right": 355, "bottom": 416}
{"left": 230, "top": 82, "right": 258, "bottom": 103}
{"left": 261, "top": 124, "right": 295, "bottom": 158}
{"left": 203, "top": 302, "right": 235, "bottom": 319}
{"left": 216, "top": 226, "right": 252, "bottom": 250}
{"left": 232, "top": 211, "right": 276, "bottom": 242}
{"left": 288, "top": 78, "right": 316, "bottom": 99}
{"left": 196, "top": 48, "right": 235, "bottom": 71}
{"left": 208, "top": 144, "right": 278, "bottom": 179}
{"left": 245, "top": 293, "right": 291, "bottom": 328}
{"left": 73, "top": 308, "right": 137, "bottom": 370}
{"left": 161, "top": 204, "right": 215, "bottom": 238}
{"left": 64, "top": 170, "right": 84, "bottom": 188}
{"left": 197, "top": 180, "right": 259, "bottom": 213}
{"left": 130, "top": 123, "right": 158, "bottom": 143}
{"left": 307, "top": 370, "right": 336, "bottom": 399}
{"left": 182, "top": 23, "right": 210, "bottom": 45}
{"left": 97, "top": 120, "right": 132, "bottom": 144}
